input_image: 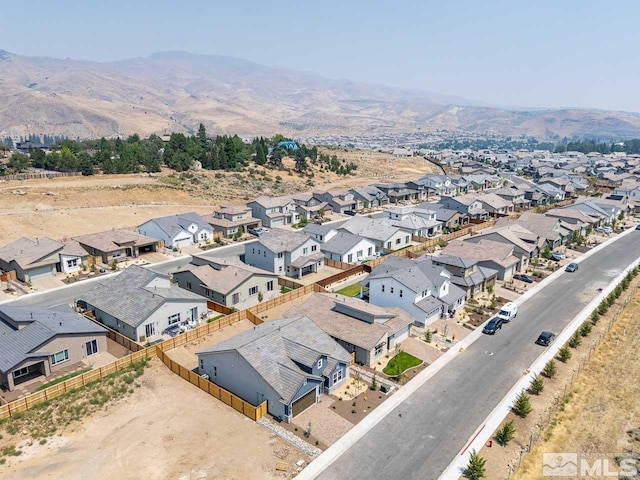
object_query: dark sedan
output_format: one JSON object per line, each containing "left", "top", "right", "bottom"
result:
{"left": 514, "top": 273, "right": 534, "bottom": 283}
{"left": 535, "top": 331, "right": 556, "bottom": 346}
{"left": 565, "top": 262, "right": 579, "bottom": 272}
{"left": 482, "top": 317, "right": 504, "bottom": 335}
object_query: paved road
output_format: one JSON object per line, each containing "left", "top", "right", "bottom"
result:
{"left": 316, "top": 231, "right": 640, "bottom": 480}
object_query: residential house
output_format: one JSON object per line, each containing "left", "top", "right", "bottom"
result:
{"left": 79, "top": 265, "right": 208, "bottom": 342}
{"left": 285, "top": 293, "right": 413, "bottom": 367}
{"left": 464, "top": 224, "right": 542, "bottom": 270}
{"left": 339, "top": 216, "right": 414, "bottom": 251}
{"left": 320, "top": 232, "right": 377, "bottom": 264}
{"left": 59, "top": 240, "right": 90, "bottom": 274}
{"left": 349, "top": 186, "right": 389, "bottom": 211}
{"left": 411, "top": 174, "right": 454, "bottom": 197}
{"left": 427, "top": 254, "right": 498, "bottom": 299}
{"left": 138, "top": 212, "right": 213, "bottom": 248}
{"left": 476, "top": 192, "right": 514, "bottom": 216}
{"left": 364, "top": 256, "right": 467, "bottom": 326}
{"left": 497, "top": 213, "right": 564, "bottom": 249}
{"left": 244, "top": 228, "right": 324, "bottom": 278}
{"left": 561, "top": 198, "right": 617, "bottom": 224}
{"left": 247, "top": 196, "right": 300, "bottom": 228}
{"left": 291, "top": 193, "right": 330, "bottom": 220}
{"left": 373, "top": 183, "right": 419, "bottom": 204}
{"left": 612, "top": 185, "right": 640, "bottom": 199}
{"left": 197, "top": 316, "right": 351, "bottom": 422}
{"left": 0, "top": 237, "right": 64, "bottom": 282}
{"left": 419, "top": 202, "right": 470, "bottom": 230}
{"left": 544, "top": 208, "right": 596, "bottom": 236}
{"left": 312, "top": 190, "right": 356, "bottom": 214}
{"left": 438, "top": 195, "right": 489, "bottom": 220}
{"left": 204, "top": 205, "right": 261, "bottom": 239}
{"left": 493, "top": 186, "right": 531, "bottom": 211}
{"left": 172, "top": 262, "right": 278, "bottom": 309}
{"left": 385, "top": 205, "right": 443, "bottom": 237}
{"left": 441, "top": 239, "right": 519, "bottom": 281}
{"left": 302, "top": 223, "right": 339, "bottom": 243}
{"left": 73, "top": 230, "right": 159, "bottom": 265}
{"left": 0, "top": 305, "right": 107, "bottom": 391}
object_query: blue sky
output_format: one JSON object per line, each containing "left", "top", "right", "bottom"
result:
{"left": 5, "top": 0, "right": 640, "bottom": 112}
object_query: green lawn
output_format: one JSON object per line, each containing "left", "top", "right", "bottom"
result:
{"left": 335, "top": 283, "right": 361, "bottom": 297}
{"left": 35, "top": 367, "right": 92, "bottom": 392}
{"left": 383, "top": 352, "right": 423, "bottom": 376}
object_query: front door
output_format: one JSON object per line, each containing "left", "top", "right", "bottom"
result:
{"left": 190, "top": 307, "right": 198, "bottom": 322}
{"left": 145, "top": 322, "right": 156, "bottom": 338}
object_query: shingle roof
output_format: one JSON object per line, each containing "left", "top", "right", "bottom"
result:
{"left": 197, "top": 316, "right": 350, "bottom": 403}
{"left": 79, "top": 265, "right": 206, "bottom": 328}
{"left": 0, "top": 304, "right": 107, "bottom": 373}
{"left": 143, "top": 212, "right": 210, "bottom": 237}
{"left": 73, "top": 230, "right": 158, "bottom": 253}
{"left": 367, "top": 256, "right": 450, "bottom": 293}
{"left": 303, "top": 223, "right": 337, "bottom": 238}
{"left": 249, "top": 195, "right": 294, "bottom": 209}
{"left": 60, "top": 239, "right": 89, "bottom": 257}
{"left": 339, "top": 216, "right": 410, "bottom": 242}
{"left": 321, "top": 232, "right": 371, "bottom": 255}
{"left": 257, "top": 228, "right": 310, "bottom": 253}
{"left": 0, "top": 237, "right": 64, "bottom": 269}
{"left": 442, "top": 239, "right": 520, "bottom": 269}
{"left": 173, "top": 264, "right": 275, "bottom": 295}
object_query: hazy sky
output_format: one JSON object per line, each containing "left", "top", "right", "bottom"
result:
{"left": 5, "top": 0, "right": 640, "bottom": 112}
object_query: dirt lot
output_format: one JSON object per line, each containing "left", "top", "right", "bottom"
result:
{"left": 0, "top": 359, "right": 308, "bottom": 480}
{"left": 0, "top": 150, "right": 438, "bottom": 244}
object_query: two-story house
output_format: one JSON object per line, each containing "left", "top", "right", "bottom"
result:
{"left": 373, "top": 183, "right": 420, "bottom": 204}
{"left": 247, "top": 196, "right": 300, "bottom": 228}
{"left": 339, "top": 217, "right": 414, "bottom": 251}
{"left": 438, "top": 195, "right": 489, "bottom": 220}
{"left": 363, "top": 256, "right": 467, "bottom": 326}
{"left": 320, "top": 232, "right": 377, "bottom": 264}
{"left": 407, "top": 174, "right": 453, "bottom": 198}
{"left": 197, "top": 316, "right": 351, "bottom": 422}
{"left": 244, "top": 228, "right": 324, "bottom": 278}
{"left": 348, "top": 186, "right": 389, "bottom": 211}
{"left": 493, "top": 186, "right": 531, "bottom": 211}
{"left": 385, "top": 205, "right": 443, "bottom": 237}
{"left": 426, "top": 254, "right": 498, "bottom": 299}
{"left": 312, "top": 190, "right": 356, "bottom": 214}
{"left": 291, "top": 193, "right": 330, "bottom": 221}
{"left": 138, "top": 212, "right": 213, "bottom": 248}
{"left": 475, "top": 192, "right": 514, "bottom": 216}
{"left": 204, "top": 205, "right": 261, "bottom": 238}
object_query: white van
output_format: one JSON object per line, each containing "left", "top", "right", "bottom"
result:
{"left": 496, "top": 302, "right": 518, "bottom": 323}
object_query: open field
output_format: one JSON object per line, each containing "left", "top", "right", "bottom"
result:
{"left": 0, "top": 150, "right": 437, "bottom": 244}
{"left": 0, "top": 359, "right": 308, "bottom": 480}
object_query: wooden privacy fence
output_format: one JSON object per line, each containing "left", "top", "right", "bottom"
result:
{"left": 156, "top": 347, "right": 267, "bottom": 421}
{"left": 277, "top": 277, "right": 305, "bottom": 290}
{"left": 248, "top": 283, "right": 323, "bottom": 315}
{"left": 83, "top": 313, "right": 144, "bottom": 352}
{"left": 324, "top": 258, "right": 355, "bottom": 270}
{"left": 206, "top": 300, "right": 235, "bottom": 315}
{"left": 0, "top": 348, "right": 154, "bottom": 419}
{"left": 316, "top": 264, "right": 367, "bottom": 288}
{"left": 157, "top": 311, "right": 246, "bottom": 351}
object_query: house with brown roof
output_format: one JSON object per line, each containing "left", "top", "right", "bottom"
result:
{"left": 441, "top": 239, "right": 520, "bottom": 281}
{"left": 59, "top": 240, "right": 90, "bottom": 274}
{"left": 204, "top": 205, "right": 261, "bottom": 238}
{"left": 284, "top": 293, "right": 413, "bottom": 367}
{"left": 73, "top": 230, "right": 160, "bottom": 265}
{"left": 0, "top": 237, "right": 64, "bottom": 282}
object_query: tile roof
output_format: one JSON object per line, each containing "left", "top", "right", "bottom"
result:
{"left": 73, "top": 230, "right": 158, "bottom": 253}
{"left": 60, "top": 239, "right": 89, "bottom": 257}
{"left": 367, "top": 256, "right": 450, "bottom": 293}
{"left": 79, "top": 265, "right": 206, "bottom": 328}
{"left": 0, "top": 237, "right": 64, "bottom": 269}
{"left": 0, "top": 304, "right": 107, "bottom": 373}
{"left": 143, "top": 212, "right": 210, "bottom": 238}
{"left": 339, "top": 216, "right": 410, "bottom": 242}
{"left": 197, "top": 316, "right": 350, "bottom": 403}
{"left": 321, "top": 232, "right": 371, "bottom": 255}
{"left": 257, "top": 228, "right": 310, "bottom": 253}
{"left": 173, "top": 264, "right": 275, "bottom": 295}
{"left": 441, "top": 239, "right": 520, "bottom": 269}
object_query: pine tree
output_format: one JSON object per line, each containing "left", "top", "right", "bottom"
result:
{"left": 542, "top": 359, "right": 557, "bottom": 378}
{"left": 495, "top": 420, "right": 516, "bottom": 446}
{"left": 529, "top": 375, "right": 544, "bottom": 395}
{"left": 579, "top": 321, "right": 592, "bottom": 337}
{"left": 465, "top": 450, "right": 486, "bottom": 480}
{"left": 557, "top": 345, "right": 572, "bottom": 363}
{"left": 568, "top": 331, "right": 582, "bottom": 348}
{"left": 513, "top": 391, "right": 533, "bottom": 417}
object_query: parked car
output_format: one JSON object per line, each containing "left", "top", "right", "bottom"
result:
{"left": 565, "top": 262, "right": 579, "bottom": 272}
{"left": 596, "top": 226, "right": 613, "bottom": 234}
{"left": 513, "top": 273, "right": 534, "bottom": 283}
{"left": 550, "top": 251, "right": 565, "bottom": 261}
{"left": 496, "top": 302, "right": 518, "bottom": 323}
{"left": 636, "top": 224, "right": 640, "bottom": 231}
{"left": 249, "top": 227, "right": 269, "bottom": 236}
{"left": 535, "top": 331, "right": 556, "bottom": 346}
{"left": 482, "top": 317, "right": 504, "bottom": 335}
{"left": 344, "top": 210, "right": 357, "bottom": 216}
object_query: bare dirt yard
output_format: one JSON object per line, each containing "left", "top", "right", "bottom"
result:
{"left": 0, "top": 149, "right": 438, "bottom": 244}
{"left": 0, "top": 359, "right": 309, "bottom": 480}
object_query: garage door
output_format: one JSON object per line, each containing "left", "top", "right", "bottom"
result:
{"left": 29, "top": 265, "right": 53, "bottom": 280}
{"left": 172, "top": 238, "right": 192, "bottom": 248}
{"left": 394, "top": 327, "right": 410, "bottom": 344}
{"left": 291, "top": 388, "right": 316, "bottom": 417}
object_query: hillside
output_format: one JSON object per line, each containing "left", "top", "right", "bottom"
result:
{"left": 2, "top": 49, "right": 640, "bottom": 140}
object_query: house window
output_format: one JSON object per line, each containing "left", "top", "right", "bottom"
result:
{"left": 405, "top": 236, "right": 410, "bottom": 243}
{"left": 347, "top": 254, "right": 353, "bottom": 263}
{"left": 390, "top": 287, "right": 394, "bottom": 294}
{"left": 357, "top": 250, "right": 363, "bottom": 258}
{"left": 267, "top": 280, "right": 274, "bottom": 291}
{"left": 13, "top": 366, "right": 30, "bottom": 379}
{"left": 303, "top": 247, "right": 308, "bottom": 255}
{"left": 387, "top": 242, "right": 392, "bottom": 249}
{"left": 396, "top": 238, "right": 401, "bottom": 245}
{"left": 232, "top": 293, "right": 240, "bottom": 304}
{"left": 368, "top": 247, "right": 373, "bottom": 256}
{"left": 400, "top": 290, "right": 403, "bottom": 298}
{"left": 112, "top": 252, "right": 121, "bottom": 258}
{"left": 263, "top": 251, "right": 266, "bottom": 257}
{"left": 213, "top": 366, "right": 217, "bottom": 377}
{"left": 381, "top": 284, "right": 385, "bottom": 292}
{"left": 278, "top": 266, "right": 283, "bottom": 273}
{"left": 374, "top": 343, "right": 384, "bottom": 356}
{"left": 66, "top": 258, "right": 78, "bottom": 268}
{"left": 332, "top": 369, "right": 343, "bottom": 384}
{"left": 145, "top": 322, "right": 156, "bottom": 338}
{"left": 186, "top": 281, "right": 192, "bottom": 290}
{"left": 85, "top": 339, "right": 99, "bottom": 356}
{"left": 52, "top": 349, "right": 69, "bottom": 365}
{"left": 249, "top": 286, "right": 258, "bottom": 296}
{"left": 317, "top": 359, "right": 323, "bottom": 369}
{"left": 168, "top": 313, "right": 180, "bottom": 325}
{"left": 252, "top": 248, "right": 255, "bottom": 255}
{"left": 278, "top": 252, "right": 284, "bottom": 258}
{"left": 199, "top": 359, "right": 204, "bottom": 370}
{"left": 311, "top": 245, "right": 317, "bottom": 252}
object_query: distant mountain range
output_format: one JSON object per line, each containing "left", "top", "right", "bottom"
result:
{"left": 2, "top": 49, "right": 640, "bottom": 141}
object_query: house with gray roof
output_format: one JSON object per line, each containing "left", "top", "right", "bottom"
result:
{"left": 312, "top": 190, "right": 357, "bottom": 214}
{"left": 172, "top": 262, "right": 278, "bottom": 309}
{"left": 197, "top": 316, "right": 351, "bottom": 422}
{"left": 0, "top": 237, "right": 64, "bottom": 282}
{"left": 286, "top": 293, "right": 413, "bottom": 367}
{"left": 320, "top": 232, "right": 377, "bottom": 264}
{"left": 441, "top": 239, "right": 519, "bottom": 281}
{"left": 426, "top": 254, "right": 498, "bottom": 299}
{"left": 247, "top": 196, "right": 300, "bottom": 228}
{"left": 438, "top": 195, "right": 489, "bottom": 220}
{"left": 59, "top": 240, "right": 90, "bottom": 274}
{"left": 497, "top": 213, "right": 564, "bottom": 249}
{"left": 73, "top": 230, "right": 160, "bottom": 265}
{"left": 78, "top": 265, "right": 208, "bottom": 343}
{"left": 339, "top": 216, "right": 413, "bottom": 251}
{"left": 302, "top": 223, "right": 339, "bottom": 243}
{"left": 138, "top": 212, "right": 213, "bottom": 248}
{"left": 204, "top": 205, "right": 261, "bottom": 238}
{"left": 349, "top": 186, "right": 389, "bottom": 211}
{"left": 418, "top": 202, "right": 470, "bottom": 230}
{"left": 244, "top": 228, "right": 324, "bottom": 278}
{"left": 0, "top": 304, "right": 107, "bottom": 391}
{"left": 385, "top": 205, "right": 443, "bottom": 237}
{"left": 463, "top": 223, "right": 541, "bottom": 270}
{"left": 363, "top": 256, "right": 466, "bottom": 326}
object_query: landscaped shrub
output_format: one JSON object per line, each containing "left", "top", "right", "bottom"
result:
{"left": 529, "top": 375, "right": 544, "bottom": 395}
{"left": 568, "top": 331, "right": 582, "bottom": 348}
{"left": 512, "top": 391, "right": 533, "bottom": 417}
{"left": 580, "top": 321, "right": 592, "bottom": 337}
{"left": 558, "top": 345, "right": 572, "bottom": 363}
{"left": 465, "top": 450, "right": 486, "bottom": 480}
{"left": 542, "top": 360, "right": 557, "bottom": 378}
{"left": 495, "top": 420, "right": 516, "bottom": 446}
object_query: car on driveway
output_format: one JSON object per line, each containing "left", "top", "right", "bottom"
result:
{"left": 249, "top": 227, "right": 269, "bottom": 236}
{"left": 535, "top": 331, "right": 556, "bottom": 346}
{"left": 550, "top": 251, "right": 565, "bottom": 261}
{"left": 513, "top": 273, "right": 534, "bottom": 283}
{"left": 596, "top": 226, "right": 613, "bottom": 234}
{"left": 482, "top": 317, "right": 504, "bottom": 335}
{"left": 565, "top": 262, "right": 579, "bottom": 272}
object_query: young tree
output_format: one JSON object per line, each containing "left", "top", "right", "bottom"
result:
{"left": 512, "top": 391, "right": 533, "bottom": 417}
{"left": 557, "top": 345, "right": 572, "bottom": 363}
{"left": 8, "top": 153, "right": 31, "bottom": 173}
{"left": 579, "top": 321, "right": 592, "bottom": 337}
{"left": 568, "top": 331, "right": 582, "bottom": 348}
{"left": 495, "top": 420, "right": 516, "bottom": 446}
{"left": 529, "top": 375, "right": 544, "bottom": 395}
{"left": 465, "top": 450, "right": 486, "bottom": 480}
{"left": 542, "top": 359, "right": 557, "bottom": 378}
